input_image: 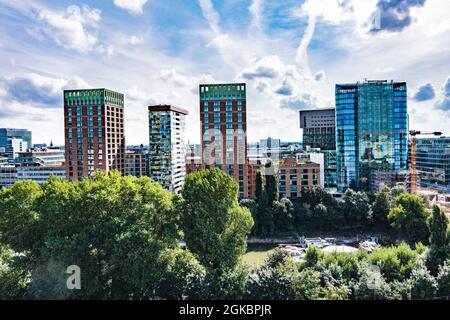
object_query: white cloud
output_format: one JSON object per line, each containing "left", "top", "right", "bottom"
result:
{"left": 157, "top": 69, "right": 217, "bottom": 94}
{"left": 113, "top": 0, "right": 148, "bottom": 15}
{"left": 240, "top": 55, "right": 285, "bottom": 80}
{"left": 313, "top": 70, "right": 326, "bottom": 81}
{"left": 2, "top": 72, "right": 89, "bottom": 106}
{"left": 129, "top": 35, "right": 143, "bottom": 45}
{"left": 36, "top": 5, "right": 101, "bottom": 52}
{"left": 249, "top": 0, "right": 263, "bottom": 32}
{"left": 197, "top": 0, "right": 221, "bottom": 35}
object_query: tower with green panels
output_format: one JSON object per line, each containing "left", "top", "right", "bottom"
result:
{"left": 199, "top": 83, "right": 250, "bottom": 198}
{"left": 148, "top": 105, "right": 188, "bottom": 193}
{"left": 336, "top": 80, "right": 408, "bottom": 191}
{"left": 63, "top": 88, "right": 125, "bottom": 181}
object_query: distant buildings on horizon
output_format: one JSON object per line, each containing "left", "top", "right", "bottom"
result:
{"left": 1, "top": 79, "right": 450, "bottom": 201}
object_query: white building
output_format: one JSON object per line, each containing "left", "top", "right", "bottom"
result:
{"left": 16, "top": 165, "right": 66, "bottom": 184}
{"left": 16, "top": 146, "right": 65, "bottom": 166}
{"left": 148, "top": 105, "right": 188, "bottom": 193}
{"left": 7, "top": 138, "right": 28, "bottom": 162}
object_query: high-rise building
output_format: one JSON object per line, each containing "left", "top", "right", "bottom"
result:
{"left": 148, "top": 105, "right": 188, "bottom": 193}
{"left": 300, "top": 109, "right": 337, "bottom": 188}
{"left": 64, "top": 89, "right": 125, "bottom": 181}
{"left": 414, "top": 137, "right": 450, "bottom": 193}
{"left": 300, "top": 108, "right": 336, "bottom": 150}
{"left": 199, "top": 83, "right": 250, "bottom": 198}
{"left": 0, "top": 128, "right": 32, "bottom": 152}
{"left": 336, "top": 80, "right": 408, "bottom": 191}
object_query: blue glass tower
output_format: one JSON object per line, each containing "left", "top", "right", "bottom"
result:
{"left": 336, "top": 80, "right": 408, "bottom": 191}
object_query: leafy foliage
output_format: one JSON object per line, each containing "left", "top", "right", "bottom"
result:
{"left": 180, "top": 168, "right": 254, "bottom": 271}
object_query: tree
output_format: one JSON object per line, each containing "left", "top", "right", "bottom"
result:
{"left": 264, "top": 248, "right": 292, "bottom": 268}
{"left": 372, "top": 189, "right": 391, "bottom": 227}
{"left": 388, "top": 193, "right": 430, "bottom": 244}
{"left": 240, "top": 199, "right": 258, "bottom": 236}
{"left": 263, "top": 162, "right": 278, "bottom": 206}
{"left": 255, "top": 171, "right": 263, "bottom": 203}
{"left": 272, "top": 198, "right": 294, "bottom": 232}
{"left": 367, "top": 243, "right": 419, "bottom": 282}
{"left": 0, "top": 172, "right": 183, "bottom": 299}
{"left": 436, "top": 262, "right": 450, "bottom": 297}
{"left": 428, "top": 205, "right": 449, "bottom": 247}
{"left": 302, "top": 246, "right": 324, "bottom": 269}
{"left": 192, "top": 265, "right": 250, "bottom": 300}
{"left": 155, "top": 248, "right": 205, "bottom": 300}
{"left": 295, "top": 188, "right": 340, "bottom": 231}
{"left": 353, "top": 263, "right": 392, "bottom": 300}
{"left": 246, "top": 265, "right": 295, "bottom": 300}
{"left": 181, "top": 169, "right": 254, "bottom": 271}
{"left": 293, "top": 268, "right": 323, "bottom": 300}
{"left": 426, "top": 205, "right": 450, "bottom": 274}
{"left": 343, "top": 189, "right": 373, "bottom": 229}
{"left": 409, "top": 266, "right": 438, "bottom": 300}
{"left": 255, "top": 191, "right": 274, "bottom": 238}
{"left": 0, "top": 244, "right": 28, "bottom": 299}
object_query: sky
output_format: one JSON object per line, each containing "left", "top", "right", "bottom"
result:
{"left": 0, "top": 0, "right": 449, "bottom": 146}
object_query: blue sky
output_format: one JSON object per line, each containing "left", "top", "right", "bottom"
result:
{"left": 0, "top": 0, "right": 449, "bottom": 145}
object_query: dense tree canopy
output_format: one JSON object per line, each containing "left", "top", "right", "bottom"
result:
{"left": 0, "top": 171, "right": 448, "bottom": 300}
{"left": 180, "top": 168, "right": 254, "bottom": 271}
{"left": 388, "top": 194, "right": 430, "bottom": 244}
{"left": 0, "top": 172, "right": 186, "bottom": 299}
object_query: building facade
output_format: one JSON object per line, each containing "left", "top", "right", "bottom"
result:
{"left": 0, "top": 166, "right": 17, "bottom": 188}
{"left": 148, "top": 105, "right": 188, "bottom": 193}
{"left": 64, "top": 89, "right": 125, "bottom": 181}
{"left": 200, "top": 83, "right": 250, "bottom": 198}
{"left": 300, "top": 108, "right": 336, "bottom": 150}
{"left": 370, "top": 170, "right": 410, "bottom": 192}
{"left": 336, "top": 80, "right": 408, "bottom": 191}
{"left": 279, "top": 157, "right": 321, "bottom": 199}
{"left": 0, "top": 128, "right": 32, "bottom": 152}
{"left": 16, "top": 146, "right": 65, "bottom": 166}
{"left": 16, "top": 165, "right": 66, "bottom": 184}
{"left": 299, "top": 108, "right": 337, "bottom": 188}
{"left": 415, "top": 137, "right": 450, "bottom": 193}
{"left": 125, "top": 148, "right": 148, "bottom": 178}
{"left": 6, "top": 138, "right": 28, "bottom": 162}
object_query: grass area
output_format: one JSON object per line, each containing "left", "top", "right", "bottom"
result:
{"left": 241, "top": 243, "right": 277, "bottom": 267}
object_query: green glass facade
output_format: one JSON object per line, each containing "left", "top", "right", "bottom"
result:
{"left": 336, "top": 80, "right": 408, "bottom": 191}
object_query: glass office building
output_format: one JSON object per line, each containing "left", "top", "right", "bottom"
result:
{"left": 0, "top": 128, "right": 33, "bottom": 160}
{"left": 336, "top": 80, "right": 408, "bottom": 191}
{"left": 299, "top": 108, "right": 337, "bottom": 188}
{"left": 415, "top": 137, "right": 450, "bottom": 193}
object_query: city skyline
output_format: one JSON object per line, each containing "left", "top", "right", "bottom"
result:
{"left": 0, "top": 0, "right": 449, "bottom": 146}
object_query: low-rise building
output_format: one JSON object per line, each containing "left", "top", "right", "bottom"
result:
{"left": 16, "top": 165, "right": 66, "bottom": 183}
{"left": 278, "top": 157, "right": 321, "bottom": 199}
{"left": 0, "top": 166, "right": 17, "bottom": 188}
{"left": 125, "top": 148, "right": 148, "bottom": 178}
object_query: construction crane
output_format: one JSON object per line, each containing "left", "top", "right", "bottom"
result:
{"left": 409, "top": 130, "right": 442, "bottom": 193}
